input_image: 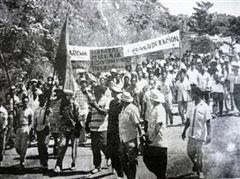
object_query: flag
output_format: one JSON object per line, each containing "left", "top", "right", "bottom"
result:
{"left": 54, "top": 16, "right": 77, "bottom": 93}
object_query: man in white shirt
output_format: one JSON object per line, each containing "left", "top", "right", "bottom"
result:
{"left": 182, "top": 87, "right": 211, "bottom": 179}
{"left": 187, "top": 62, "right": 199, "bottom": 89}
{"left": 34, "top": 94, "right": 51, "bottom": 169}
{"left": 0, "top": 98, "right": 8, "bottom": 166}
{"left": 197, "top": 65, "right": 211, "bottom": 105}
{"left": 15, "top": 96, "right": 34, "bottom": 168}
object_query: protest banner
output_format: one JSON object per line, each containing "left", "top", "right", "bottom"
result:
{"left": 68, "top": 30, "right": 181, "bottom": 72}
{"left": 90, "top": 47, "right": 132, "bottom": 73}
{"left": 123, "top": 30, "right": 180, "bottom": 57}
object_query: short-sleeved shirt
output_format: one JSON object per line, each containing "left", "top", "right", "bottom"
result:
{"left": 197, "top": 72, "right": 211, "bottom": 91}
{"left": 17, "top": 107, "right": 34, "bottom": 127}
{"left": 75, "top": 89, "right": 89, "bottom": 116}
{"left": 148, "top": 104, "right": 167, "bottom": 147}
{"left": 176, "top": 78, "right": 191, "bottom": 102}
{"left": 119, "top": 103, "right": 140, "bottom": 143}
{"left": 34, "top": 107, "right": 51, "bottom": 132}
{"left": 0, "top": 106, "right": 8, "bottom": 129}
{"left": 186, "top": 101, "right": 211, "bottom": 141}
{"left": 187, "top": 68, "right": 199, "bottom": 85}
{"left": 89, "top": 96, "right": 110, "bottom": 132}
{"left": 143, "top": 89, "right": 152, "bottom": 122}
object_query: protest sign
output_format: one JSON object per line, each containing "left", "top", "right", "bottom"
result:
{"left": 123, "top": 30, "right": 180, "bottom": 57}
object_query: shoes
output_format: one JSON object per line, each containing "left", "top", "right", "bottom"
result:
{"left": 91, "top": 168, "right": 101, "bottom": 174}
{"left": 54, "top": 166, "right": 61, "bottom": 173}
{"left": 71, "top": 163, "right": 76, "bottom": 170}
{"left": 198, "top": 172, "right": 205, "bottom": 179}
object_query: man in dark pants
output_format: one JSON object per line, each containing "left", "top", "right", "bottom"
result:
{"left": 182, "top": 87, "right": 211, "bottom": 179}
{"left": 118, "top": 92, "right": 144, "bottom": 179}
{"left": 107, "top": 84, "right": 123, "bottom": 178}
{"left": 34, "top": 94, "right": 51, "bottom": 169}
{"left": 54, "top": 89, "right": 80, "bottom": 173}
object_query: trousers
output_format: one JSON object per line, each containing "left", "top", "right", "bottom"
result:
{"left": 119, "top": 138, "right": 138, "bottom": 179}
{"left": 36, "top": 127, "right": 50, "bottom": 166}
{"left": 187, "top": 137, "right": 203, "bottom": 172}
{"left": 15, "top": 126, "right": 29, "bottom": 163}
{"left": 90, "top": 131, "right": 107, "bottom": 168}
{"left": 56, "top": 130, "right": 77, "bottom": 168}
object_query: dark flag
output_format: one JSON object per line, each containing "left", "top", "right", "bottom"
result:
{"left": 54, "top": 16, "right": 77, "bottom": 93}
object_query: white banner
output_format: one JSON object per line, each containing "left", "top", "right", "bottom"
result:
{"left": 123, "top": 30, "right": 180, "bottom": 57}
{"left": 68, "top": 30, "right": 180, "bottom": 61}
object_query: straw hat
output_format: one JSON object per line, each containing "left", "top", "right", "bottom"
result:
{"left": 63, "top": 89, "right": 74, "bottom": 95}
{"left": 150, "top": 89, "right": 165, "bottom": 103}
{"left": 118, "top": 91, "right": 133, "bottom": 103}
{"left": 111, "top": 84, "right": 122, "bottom": 93}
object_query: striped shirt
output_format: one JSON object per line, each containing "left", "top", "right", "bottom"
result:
{"left": 89, "top": 96, "right": 110, "bottom": 132}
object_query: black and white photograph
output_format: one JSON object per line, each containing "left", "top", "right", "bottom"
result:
{"left": 0, "top": 0, "right": 240, "bottom": 178}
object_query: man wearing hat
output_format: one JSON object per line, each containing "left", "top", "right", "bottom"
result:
{"left": 75, "top": 77, "right": 89, "bottom": 146}
{"left": 143, "top": 89, "right": 167, "bottom": 179}
{"left": 107, "top": 84, "right": 123, "bottom": 178}
{"left": 182, "top": 87, "right": 211, "bottom": 179}
{"left": 54, "top": 89, "right": 80, "bottom": 173}
{"left": 118, "top": 91, "right": 144, "bottom": 179}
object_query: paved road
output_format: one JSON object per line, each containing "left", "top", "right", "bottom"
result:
{"left": 1, "top": 115, "right": 240, "bottom": 179}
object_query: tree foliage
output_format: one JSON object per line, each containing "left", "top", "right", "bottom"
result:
{"left": 188, "top": 1, "right": 214, "bottom": 35}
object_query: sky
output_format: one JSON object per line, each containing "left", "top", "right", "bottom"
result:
{"left": 160, "top": 0, "right": 240, "bottom": 16}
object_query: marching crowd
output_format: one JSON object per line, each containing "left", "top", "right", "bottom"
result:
{"left": 0, "top": 51, "right": 240, "bottom": 179}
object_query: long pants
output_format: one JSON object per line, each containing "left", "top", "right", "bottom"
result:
{"left": 163, "top": 102, "right": 173, "bottom": 125}
{"left": 52, "top": 133, "right": 60, "bottom": 156}
{"left": 143, "top": 146, "right": 167, "bottom": 179}
{"left": 36, "top": 128, "right": 49, "bottom": 166}
{"left": 15, "top": 126, "right": 29, "bottom": 163}
{"left": 187, "top": 137, "right": 203, "bottom": 173}
{"left": 56, "top": 131, "right": 77, "bottom": 168}
{"left": 212, "top": 92, "right": 223, "bottom": 116}
{"left": 0, "top": 131, "right": 6, "bottom": 162}
{"left": 233, "top": 84, "right": 240, "bottom": 111}
{"left": 107, "top": 133, "right": 123, "bottom": 177}
{"left": 90, "top": 131, "right": 107, "bottom": 168}
{"left": 79, "top": 115, "right": 87, "bottom": 144}
{"left": 6, "top": 116, "right": 14, "bottom": 147}
{"left": 119, "top": 138, "right": 138, "bottom": 179}
{"left": 178, "top": 101, "right": 188, "bottom": 124}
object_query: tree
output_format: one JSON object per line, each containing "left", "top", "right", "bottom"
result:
{"left": 188, "top": 1, "right": 214, "bottom": 35}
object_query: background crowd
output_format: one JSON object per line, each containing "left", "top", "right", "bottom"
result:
{"left": 0, "top": 49, "right": 240, "bottom": 179}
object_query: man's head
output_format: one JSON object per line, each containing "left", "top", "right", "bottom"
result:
{"left": 131, "top": 76, "right": 137, "bottom": 87}
{"left": 63, "top": 89, "right": 74, "bottom": 101}
{"left": 191, "top": 86, "right": 203, "bottom": 102}
{"left": 22, "top": 96, "right": 29, "bottom": 108}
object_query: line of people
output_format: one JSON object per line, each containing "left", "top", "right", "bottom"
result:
{"left": 0, "top": 52, "right": 239, "bottom": 178}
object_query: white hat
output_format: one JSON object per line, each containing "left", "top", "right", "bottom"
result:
{"left": 150, "top": 89, "right": 165, "bottom": 103}
{"left": 118, "top": 91, "right": 133, "bottom": 103}
{"left": 196, "top": 58, "right": 202, "bottom": 63}
{"left": 63, "top": 89, "right": 74, "bottom": 95}
{"left": 76, "top": 69, "right": 86, "bottom": 73}
{"left": 111, "top": 68, "right": 117, "bottom": 73}
{"left": 80, "top": 77, "right": 87, "bottom": 82}
{"left": 111, "top": 84, "right": 122, "bottom": 93}
{"left": 31, "top": 79, "right": 38, "bottom": 83}
{"left": 146, "top": 64, "right": 152, "bottom": 68}
{"left": 168, "top": 66, "right": 173, "bottom": 71}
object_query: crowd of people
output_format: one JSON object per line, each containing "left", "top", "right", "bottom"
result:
{"left": 0, "top": 50, "right": 240, "bottom": 179}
